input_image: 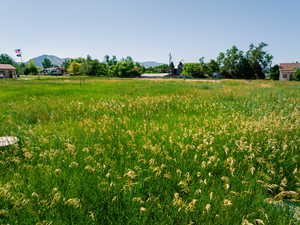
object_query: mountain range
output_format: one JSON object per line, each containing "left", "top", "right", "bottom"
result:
{"left": 139, "top": 61, "right": 164, "bottom": 68}
{"left": 27, "top": 55, "right": 163, "bottom": 68}
{"left": 27, "top": 55, "right": 70, "bottom": 67}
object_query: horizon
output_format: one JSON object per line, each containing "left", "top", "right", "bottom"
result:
{"left": 1, "top": 0, "right": 300, "bottom": 65}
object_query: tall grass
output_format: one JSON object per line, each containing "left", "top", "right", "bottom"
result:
{"left": 0, "top": 78, "right": 299, "bottom": 224}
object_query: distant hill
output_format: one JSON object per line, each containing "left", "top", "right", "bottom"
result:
{"left": 28, "top": 55, "right": 70, "bottom": 67}
{"left": 27, "top": 56, "right": 163, "bottom": 68}
{"left": 140, "top": 61, "right": 164, "bottom": 68}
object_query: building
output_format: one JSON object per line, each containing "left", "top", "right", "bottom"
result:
{"left": 0, "top": 64, "right": 17, "bottom": 78}
{"left": 279, "top": 63, "right": 300, "bottom": 80}
{"left": 43, "top": 66, "right": 64, "bottom": 76}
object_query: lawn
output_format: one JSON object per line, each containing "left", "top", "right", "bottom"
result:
{"left": 0, "top": 78, "right": 299, "bottom": 225}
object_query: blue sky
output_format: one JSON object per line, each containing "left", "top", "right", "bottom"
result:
{"left": 1, "top": 0, "right": 299, "bottom": 64}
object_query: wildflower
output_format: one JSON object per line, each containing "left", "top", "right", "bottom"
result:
{"left": 163, "top": 172, "right": 172, "bottom": 179}
{"left": 255, "top": 219, "right": 265, "bottom": 225}
{"left": 176, "top": 169, "right": 182, "bottom": 175}
{"left": 24, "top": 151, "right": 33, "bottom": 159}
{"left": 82, "top": 147, "right": 90, "bottom": 153}
{"left": 205, "top": 203, "right": 211, "bottom": 212}
{"left": 132, "top": 197, "right": 144, "bottom": 204}
{"left": 69, "top": 161, "right": 79, "bottom": 168}
{"left": 241, "top": 219, "right": 254, "bottom": 225}
{"left": 140, "top": 207, "right": 147, "bottom": 212}
{"left": 51, "top": 192, "right": 62, "bottom": 206}
{"left": 54, "top": 169, "right": 62, "bottom": 175}
{"left": 280, "top": 177, "right": 287, "bottom": 187}
{"left": 84, "top": 165, "right": 95, "bottom": 173}
{"left": 89, "top": 211, "right": 96, "bottom": 221}
{"left": 32, "top": 192, "right": 39, "bottom": 198}
{"left": 250, "top": 167, "right": 255, "bottom": 175}
{"left": 36, "top": 220, "right": 53, "bottom": 225}
{"left": 65, "top": 198, "right": 81, "bottom": 208}
{"left": 124, "top": 170, "right": 137, "bottom": 179}
{"left": 224, "top": 183, "right": 230, "bottom": 190}
{"left": 223, "top": 199, "right": 232, "bottom": 206}
{"left": 0, "top": 209, "right": 8, "bottom": 215}
{"left": 195, "top": 189, "right": 202, "bottom": 195}
{"left": 173, "top": 193, "right": 184, "bottom": 210}
{"left": 187, "top": 199, "right": 197, "bottom": 211}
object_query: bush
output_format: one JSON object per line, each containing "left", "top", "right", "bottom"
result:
{"left": 182, "top": 63, "right": 204, "bottom": 78}
{"left": 292, "top": 68, "right": 300, "bottom": 81}
{"left": 24, "top": 60, "right": 39, "bottom": 75}
{"left": 111, "top": 61, "right": 144, "bottom": 77}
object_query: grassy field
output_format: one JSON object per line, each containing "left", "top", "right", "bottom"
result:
{"left": 0, "top": 78, "right": 299, "bottom": 225}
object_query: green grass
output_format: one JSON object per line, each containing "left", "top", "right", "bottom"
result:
{"left": 0, "top": 78, "right": 299, "bottom": 225}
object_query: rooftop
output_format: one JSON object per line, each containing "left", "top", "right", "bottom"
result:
{"left": 0, "top": 64, "right": 16, "bottom": 70}
{"left": 279, "top": 63, "right": 300, "bottom": 71}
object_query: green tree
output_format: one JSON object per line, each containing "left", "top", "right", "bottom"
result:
{"left": 24, "top": 60, "right": 39, "bottom": 75}
{"left": 62, "top": 59, "right": 71, "bottom": 71}
{"left": 0, "top": 54, "right": 16, "bottom": 66}
{"left": 16, "top": 63, "right": 26, "bottom": 75}
{"left": 217, "top": 46, "right": 244, "bottom": 78}
{"left": 42, "top": 57, "right": 53, "bottom": 69}
{"left": 245, "top": 42, "right": 273, "bottom": 79}
{"left": 268, "top": 65, "right": 280, "bottom": 80}
{"left": 111, "top": 61, "right": 143, "bottom": 77}
{"left": 169, "top": 62, "right": 175, "bottom": 75}
{"left": 198, "top": 57, "right": 209, "bottom": 75}
{"left": 177, "top": 62, "right": 184, "bottom": 75}
{"left": 292, "top": 68, "right": 300, "bottom": 81}
{"left": 145, "top": 64, "right": 170, "bottom": 73}
{"left": 182, "top": 63, "right": 204, "bottom": 78}
{"left": 206, "top": 59, "right": 220, "bottom": 76}
{"left": 104, "top": 55, "right": 118, "bottom": 66}
{"left": 67, "top": 61, "right": 81, "bottom": 75}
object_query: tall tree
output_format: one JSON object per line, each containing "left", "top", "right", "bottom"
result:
{"left": 177, "top": 62, "right": 184, "bottom": 75}
{"left": 169, "top": 62, "right": 175, "bottom": 75}
{"left": 0, "top": 54, "right": 16, "bottom": 66}
{"left": 67, "top": 61, "right": 81, "bottom": 75}
{"left": 206, "top": 59, "right": 220, "bottom": 76}
{"left": 17, "top": 63, "right": 26, "bottom": 75}
{"left": 245, "top": 42, "right": 273, "bottom": 79}
{"left": 42, "top": 57, "right": 53, "bottom": 69}
{"left": 24, "top": 60, "right": 39, "bottom": 75}
{"left": 292, "top": 68, "right": 300, "bottom": 80}
{"left": 217, "top": 46, "right": 244, "bottom": 78}
{"left": 182, "top": 63, "right": 204, "bottom": 78}
{"left": 268, "top": 65, "right": 280, "bottom": 80}
{"left": 111, "top": 61, "right": 143, "bottom": 77}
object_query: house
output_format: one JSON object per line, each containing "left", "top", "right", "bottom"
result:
{"left": 279, "top": 63, "right": 300, "bottom": 80}
{"left": 0, "top": 64, "right": 17, "bottom": 78}
{"left": 43, "top": 66, "right": 64, "bottom": 76}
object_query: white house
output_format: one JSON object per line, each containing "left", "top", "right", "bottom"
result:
{"left": 279, "top": 63, "right": 300, "bottom": 80}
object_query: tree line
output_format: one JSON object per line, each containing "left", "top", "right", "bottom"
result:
{"left": 180, "top": 42, "right": 277, "bottom": 79}
{"left": 1, "top": 42, "right": 299, "bottom": 80}
{"left": 63, "top": 55, "right": 144, "bottom": 77}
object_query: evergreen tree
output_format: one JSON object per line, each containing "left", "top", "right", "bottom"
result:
{"left": 169, "top": 62, "right": 175, "bottom": 75}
